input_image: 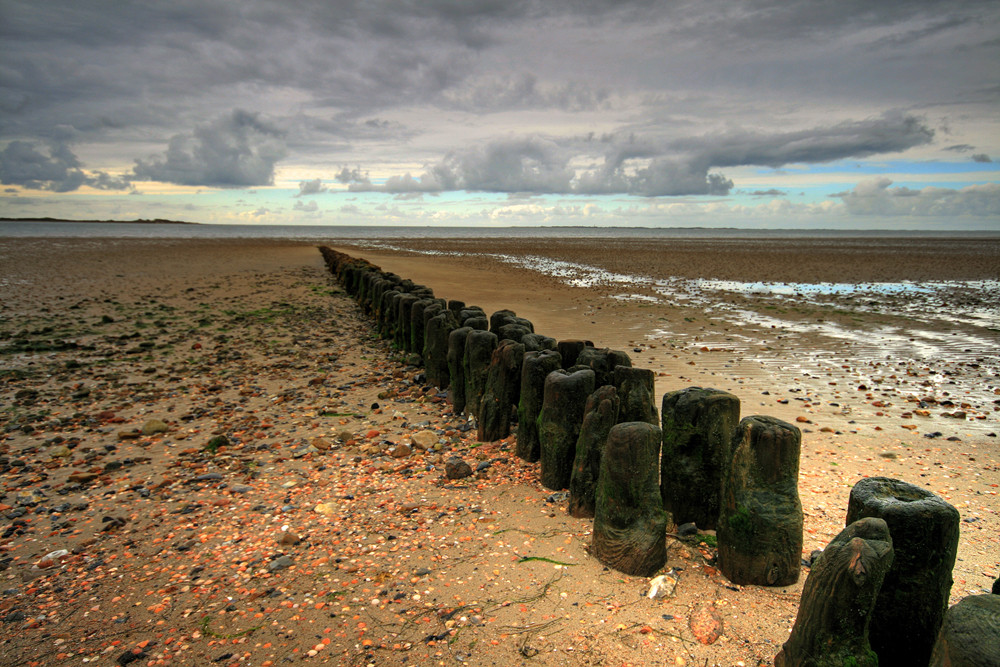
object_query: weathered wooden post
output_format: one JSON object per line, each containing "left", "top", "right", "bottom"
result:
{"left": 408, "top": 299, "right": 433, "bottom": 358}
{"left": 463, "top": 330, "right": 497, "bottom": 419}
{"left": 613, "top": 366, "right": 657, "bottom": 425}
{"left": 489, "top": 309, "right": 519, "bottom": 334}
{"left": 424, "top": 310, "right": 457, "bottom": 389}
{"left": 575, "top": 347, "right": 631, "bottom": 387}
{"left": 845, "top": 477, "right": 961, "bottom": 667}
{"left": 591, "top": 421, "right": 668, "bottom": 577}
{"left": 521, "top": 333, "right": 557, "bottom": 352}
{"left": 538, "top": 368, "right": 596, "bottom": 490}
{"left": 516, "top": 349, "right": 562, "bottom": 462}
{"left": 660, "top": 387, "right": 741, "bottom": 530}
{"left": 557, "top": 339, "right": 589, "bottom": 369}
{"left": 717, "top": 416, "right": 803, "bottom": 586}
{"left": 396, "top": 293, "right": 419, "bottom": 351}
{"left": 477, "top": 339, "right": 525, "bottom": 442}
{"left": 775, "top": 517, "right": 894, "bottom": 667}
{"left": 929, "top": 594, "right": 1000, "bottom": 667}
{"left": 568, "top": 385, "right": 620, "bottom": 518}
{"left": 447, "top": 327, "right": 473, "bottom": 414}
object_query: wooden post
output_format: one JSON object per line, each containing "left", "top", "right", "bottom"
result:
{"left": 846, "top": 477, "right": 960, "bottom": 667}
{"left": 613, "top": 366, "right": 658, "bottom": 425}
{"left": 446, "top": 327, "right": 473, "bottom": 414}
{"left": 775, "top": 517, "right": 894, "bottom": 667}
{"left": 929, "top": 594, "right": 1000, "bottom": 667}
{"left": 718, "top": 415, "right": 802, "bottom": 586}
{"left": 591, "top": 421, "right": 668, "bottom": 577}
{"left": 568, "top": 385, "right": 620, "bottom": 518}
{"left": 477, "top": 339, "right": 525, "bottom": 442}
{"left": 516, "top": 349, "right": 562, "bottom": 462}
{"left": 538, "top": 368, "right": 595, "bottom": 490}
{"left": 660, "top": 387, "right": 740, "bottom": 530}
{"left": 462, "top": 329, "right": 497, "bottom": 419}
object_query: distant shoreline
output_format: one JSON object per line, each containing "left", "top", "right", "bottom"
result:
{"left": 0, "top": 217, "right": 198, "bottom": 225}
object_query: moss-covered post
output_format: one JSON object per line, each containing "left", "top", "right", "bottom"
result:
{"left": 929, "top": 594, "right": 1000, "bottom": 667}
{"left": 575, "top": 347, "right": 631, "bottom": 387}
{"left": 396, "top": 294, "right": 419, "bottom": 352}
{"left": 717, "top": 415, "right": 802, "bottom": 586}
{"left": 557, "top": 339, "right": 589, "bottom": 369}
{"left": 845, "top": 477, "right": 960, "bottom": 667}
{"left": 516, "top": 349, "right": 562, "bottom": 462}
{"left": 591, "top": 421, "right": 669, "bottom": 577}
{"left": 660, "top": 387, "right": 741, "bottom": 530}
{"left": 463, "top": 329, "right": 497, "bottom": 419}
{"left": 477, "top": 339, "right": 525, "bottom": 442}
{"left": 569, "top": 385, "right": 620, "bottom": 518}
{"left": 775, "top": 517, "right": 894, "bottom": 667}
{"left": 424, "top": 310, "right": 457, "bottom": 389}
{"left": 613, "top": 366, "right": 658, "bottom": 425}
{"left": 408, "top": 299, "right": 432, "bottom": 358}
{"left": 446, "top": 326, "right": 473, "bottom": 414}
{"left": 538, "top": 368, "right": 596, "bottom": 490}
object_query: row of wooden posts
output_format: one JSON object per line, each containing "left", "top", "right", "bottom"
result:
{"left": 319, "top": 246, "right": 995, "bottom": 667}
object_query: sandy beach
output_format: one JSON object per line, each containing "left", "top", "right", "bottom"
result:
{"left": 0, "top": 235, "right": 997, "bottom": 667}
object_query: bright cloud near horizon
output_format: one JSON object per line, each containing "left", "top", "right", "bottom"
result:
{"left": 1, "top": 0, "right": 998, "bottom": 229}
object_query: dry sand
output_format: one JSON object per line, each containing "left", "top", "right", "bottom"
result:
{"left": 0, "top": 236, "right": 996, "bottom": 667}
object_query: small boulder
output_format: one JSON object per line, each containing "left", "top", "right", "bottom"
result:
{"left": 410, "top": 430, "right": 437, "bottom": 450}
{"left": 141, "top": 419, "right": 169, "bottom": 435}
{"left": 445, "top": 458, "right": 473, "bottom": 480}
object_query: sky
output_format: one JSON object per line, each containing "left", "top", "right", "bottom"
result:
{"left": 1, "top": 0, "right": 999, "bottom": 229}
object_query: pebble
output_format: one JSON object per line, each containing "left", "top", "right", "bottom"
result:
{"left": 141, "top": 419, "right": 169, "bottom": 435}
{"left": 268, "top": 555, "right": 294, "bottom": 572}
{"left": 688, "top": 602, "right": 723, "bottom": 644}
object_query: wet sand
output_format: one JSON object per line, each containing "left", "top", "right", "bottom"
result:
{"left": 0, "top": 236, "right": 997, "bottom": 667}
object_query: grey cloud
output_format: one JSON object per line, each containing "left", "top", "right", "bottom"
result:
{"left": 748, "top": 189, "right": 787, "bottom": 196}
{"left": 293, "top": 199, "right": 318, "bottom": 212}
{"left": 972, "top": 153, "right": 992, "bottom": 162}
{"left": 335, "top": 167, "right": 370, "bottom": 186}
{"left": 362, "top": 113, "right": 929, "bottom": 197}
{"left": 132, "top": 110, "right": 287, "bottom": 187}
{"left": 297, "top": 178, "right": 328, "bottom": 196}
{"left": 944, "top": 144, "right": 975, "bottom": 152}
{"left": 0, "top": 140, "right": 130, "bottom": 192}
{"left": 679, "top": 113, "right": 934, "bottom": 168}
{"left": 836, "top": 177, "right": 1000, "bottom": 216}
{"left": 443, "top": 73, "right": 611, "bottom": 112}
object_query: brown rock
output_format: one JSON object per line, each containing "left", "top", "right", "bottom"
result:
{"left": 410, "top": 430, "right": 437, "bottom": 450}
{"left": 67, "top": 472, "right": 99, "bottom": 484}
{"left": 311, "top": 437, "right": 332, "bottom": 451}
{"left": 445, "top": 458, "right": 473, "bottom": 480}
{"left": 280, "top": 531, "right": 301, "bottom": 545}
{"left": 141, "top": 419, "right": 169, "bottom": 435}
{"left": 390, "top": 444, "right": 412, "bottom": 458}
{"left": 689, "top": 603, "right": 723, "bottom": 645}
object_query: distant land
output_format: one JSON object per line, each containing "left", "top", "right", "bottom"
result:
{"left": 0, "top": 217, "right": 198, "bottom": 225}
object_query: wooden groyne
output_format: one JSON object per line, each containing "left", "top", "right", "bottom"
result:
{"left": 319, "top": 246, "right": 989, "bottom": 662}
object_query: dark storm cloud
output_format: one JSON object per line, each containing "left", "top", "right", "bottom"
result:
{"left": 972, "top": 153, "right": 992, "bottom": 162}
{"left": 0, "top": 0, "right": 996, "bottom": 203}
{"left": 675, "top": 113, "right": 935, "bottom": 168}
{"left": 360, "top": 114, "right": 933, "bottom": 197}
{"left": 0, "top": 140, "right": 130, "bottom": 192}
{"left": 132, "top": 110, "right": 287, "bottom": 187}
